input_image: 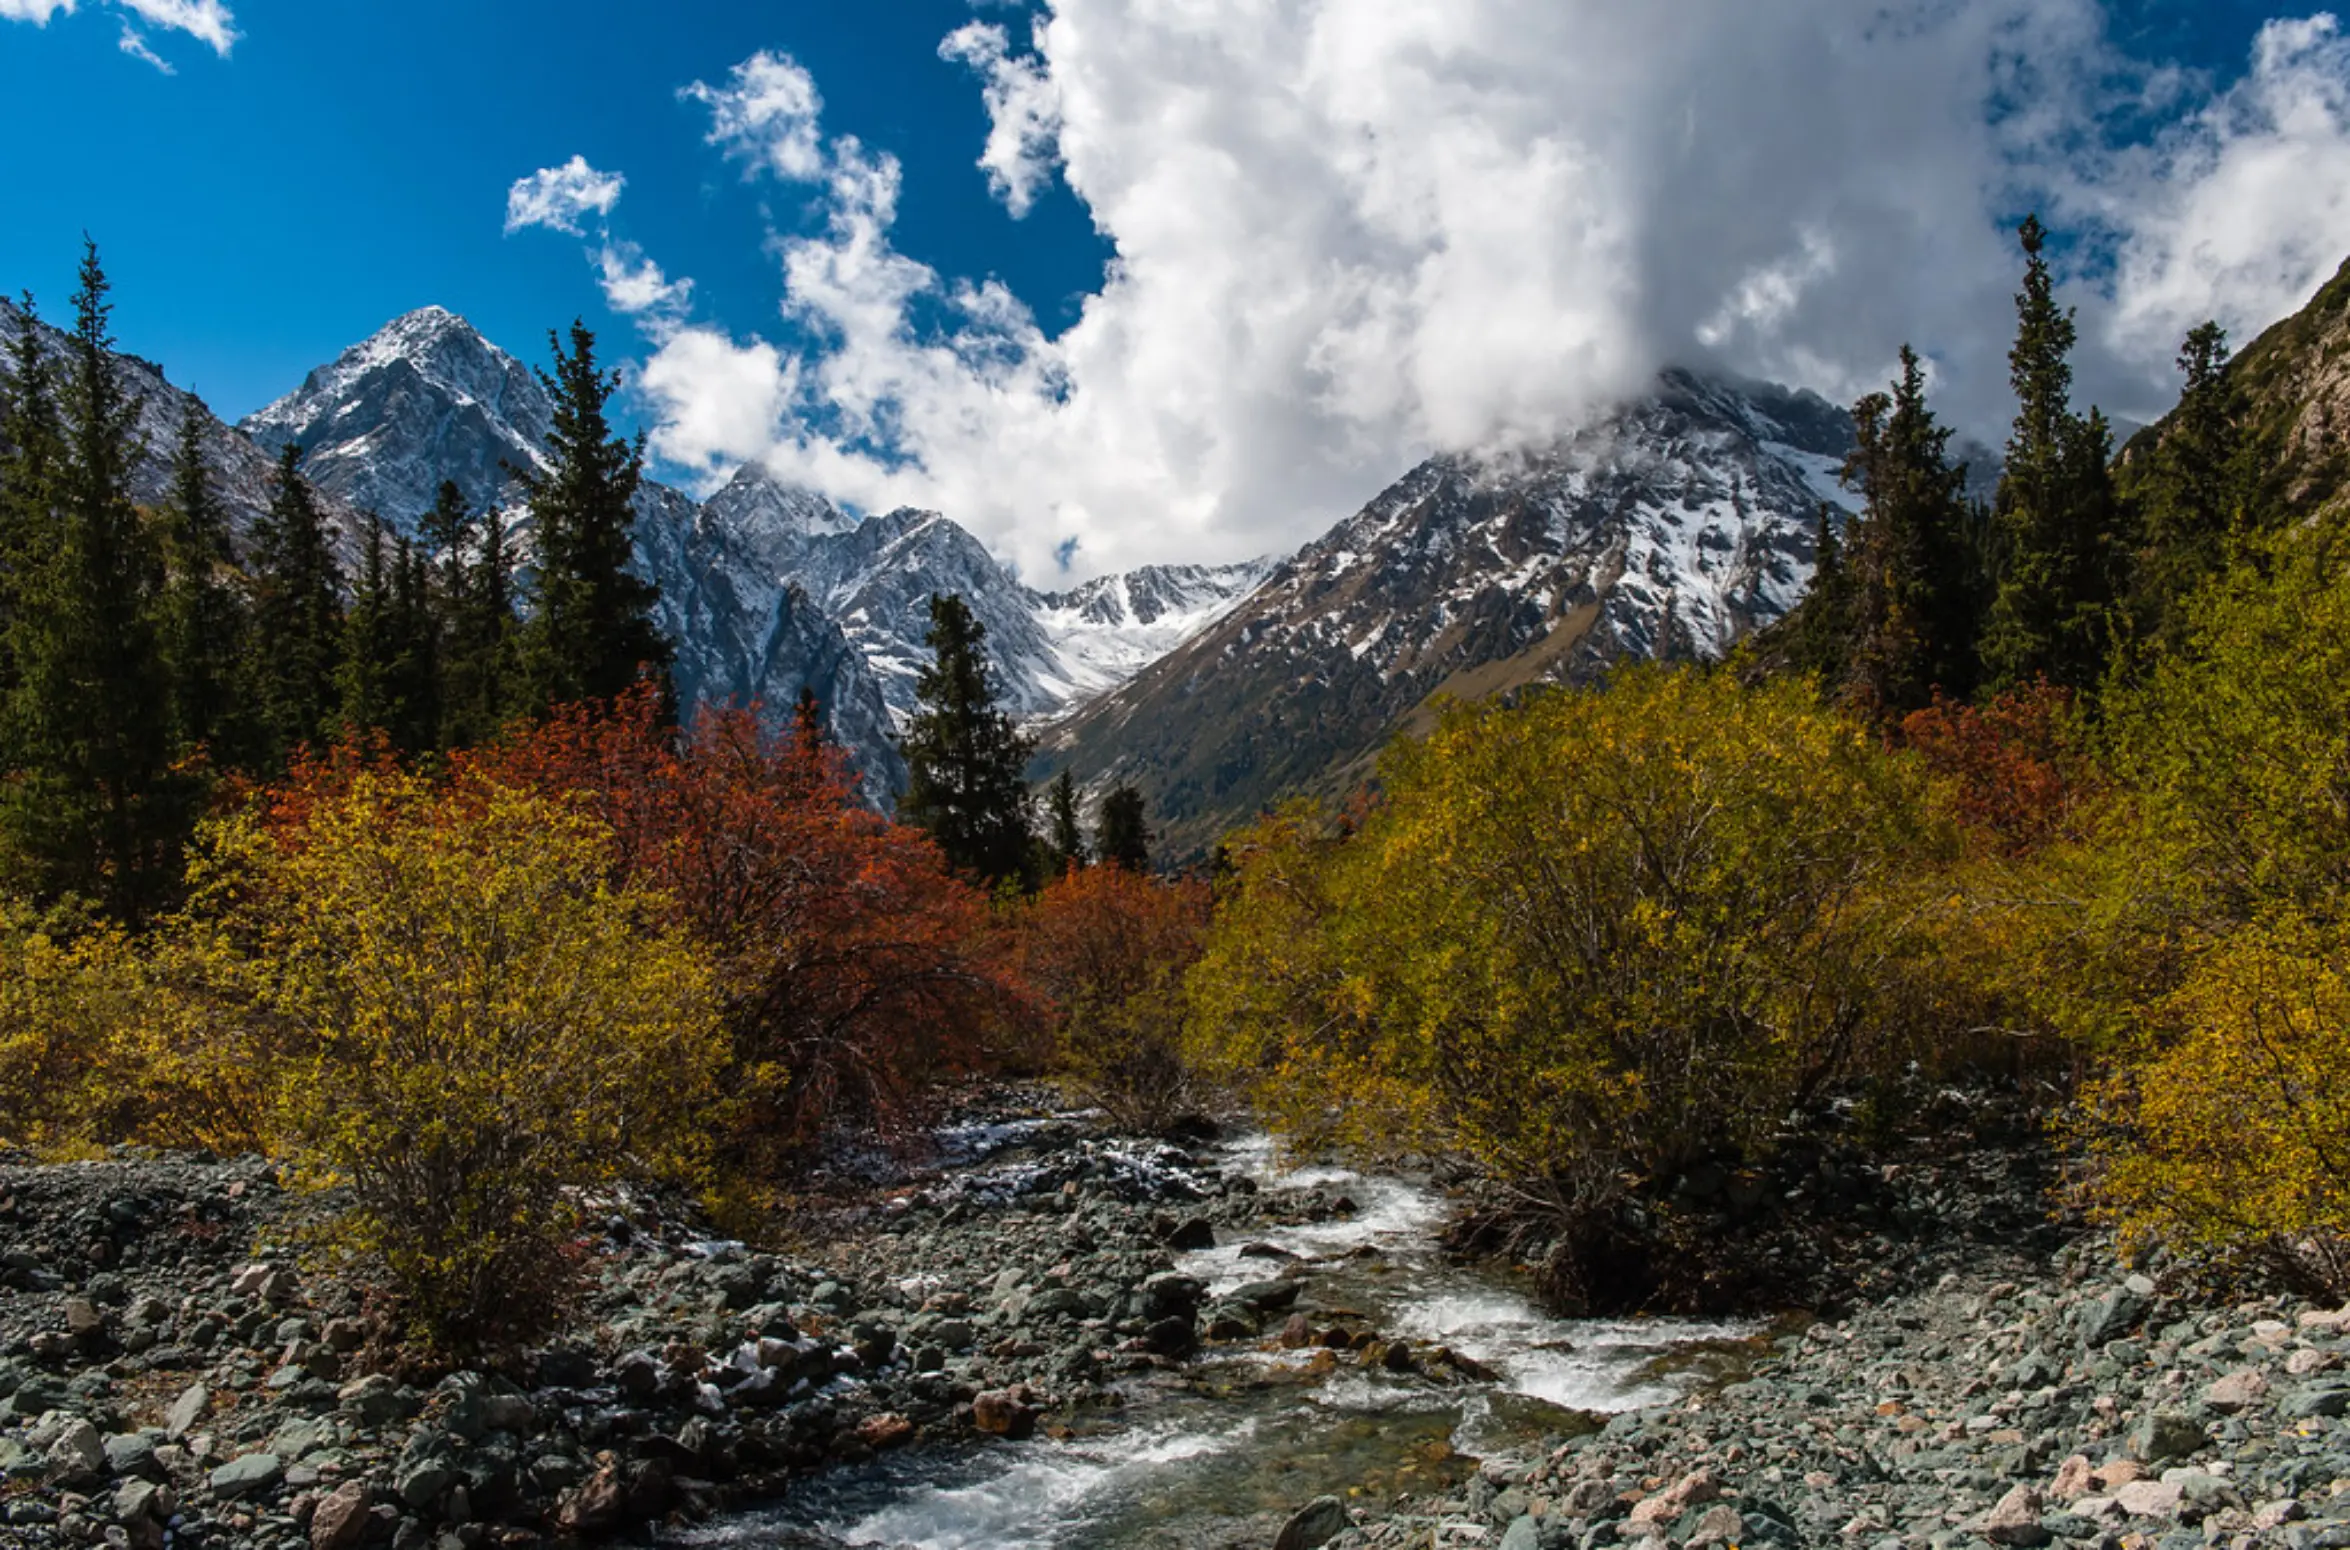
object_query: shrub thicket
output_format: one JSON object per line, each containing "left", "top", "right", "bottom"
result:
{"left": 1189, "top": 666, "right": 1959, "bottom": 1224}
{"left": 1023, "top": 864, "right": 1211, "bottom": 1131}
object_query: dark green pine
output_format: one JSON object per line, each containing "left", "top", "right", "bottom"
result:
{"left": 247, "top": 442, "right": 345, "bottom": 762}
{"left": 518, "top": 322, "right": 672, "bottom": 714}
{"left": 1981, "top": 215, "right": 2125, "bottom": 695}
{"left": 158, "top": 398, "right": 255, "bottom": 768}
{"left": 897, "top": 592, "right": 1036, "bottom": 889}
{"left": 1047, "top": 769, "right": 1087, "bottom": 873}
{"left": 1096, "top": 783, "right": 1151, "bottom": 874}
{"left": 0, "top": 243, "right": 181, "bottom": 920}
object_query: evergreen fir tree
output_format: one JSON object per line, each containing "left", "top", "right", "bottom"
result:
{"left": 248, "top": 443, "right": 344, "bottom": 761}
{"left": 1981, "top": 216, "right": 2125, "bottom": 694}
{"left": 386, "top": 535, "right": 440, "bottom": 754}
{"left": 338, "top": 513, "right": 394, "bottom": 738}
{"left": 443, "top": 504, "right": 517, "bottom": 748}
{"left": 1839, "top": 346, "right": 1982, "bottom": 717}
{"left": 2125, "top": 321, "right": 2265, "bottom": 648}
{"left": 518, "top": 323, "right": 671, "bottom": 712}
{"left": 157, "top": 398, "right": 253, "bottom": 768}
{"left": 0, "top": 295, "right": 65, "bottom": 707}
{"left": 1097, "top": 784, "right": 1150, "bottom": 874}
{"left": 1781, "top": 505, "right": 1855, "bottom": 684}
{"left": 1046, "top": 769, "right": 1086, "bottom": 873}
{"left": 898, "top": 592, "right": 1034, "bottom": 887}
{"left": 0, "top": 243, "right": 179, "bottom": 919}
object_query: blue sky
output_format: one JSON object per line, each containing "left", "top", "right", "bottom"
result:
{"left": 0, "top": 0, "right": 1106, "bottom": 422}
{"left": 2, "top": 0, "right": 2347, "bottom": 579}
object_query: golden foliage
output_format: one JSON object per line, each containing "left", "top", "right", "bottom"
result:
{"left": 2078, "top": 916, "right": 2350, "bottom": 1293}
{"left": 1190, "top": 666, "right": 1959, "bottom": 1211}
{"left": 199, "top": 769, "right": 726, "bottom": 1354}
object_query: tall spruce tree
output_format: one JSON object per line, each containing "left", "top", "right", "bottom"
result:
{"left": 0, "top": 244, "right": 179, "bottom": 918}
{"left": 443, "top": 503, "right": 517, "bottom": 748}
{"left": 519, "top": 323, "right": 670, "bottom": 712}
{"left": 1097, "top": 784, "right": 1150, "bottom": 874}
{"left": 338, "top": 514, "right": 395, "bottom": 739}
{"left": 0, "top": 295, "right": 66, "bottom": 706}
{"left": 898, "top": 592, "right": 1035, "bottom": 887}
{"left": 158, "top": 399, "right": 253, "bottom": 767}
{"left": 386, "top": 535, "right": 440, "bottom": 753}
{"left": 1981, "top": 216, "right": 2125, "bottom": 694}
{"left": 2125, "top": 321, "right": 2263, "bottom": 649}
{"left": 1839, "top": 346, "right": 1981, "bottom": 717}
{"left": 248, "top": 443, "right": 344, "bottom": 761}
{"left": 1780, "top": 505, "right": 1856, "bottom": 683}
{"left": 1046, "top": 769, "right": 1087, "bottom": 873}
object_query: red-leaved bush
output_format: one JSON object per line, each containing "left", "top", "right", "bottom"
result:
{"left": 1898, "top": 683, "right": 2098, "bottom": 857}
{"left": 463, "top": 686, "right": 1037, "bottom": 1180}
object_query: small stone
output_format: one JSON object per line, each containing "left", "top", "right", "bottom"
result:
{"left": 164, "top": 1383, "right": 209, "bottom": 1440}
{"left": 310, "top": 1482, "right": 370, "bottom": 1550}
{"left": 46, "top": 1419, "right": 104, "bottom": 1481}
{"left": 1684, "top": 1503, "right": 1745, "bottom": 1546}
{"left": 2051, "top": 1455, "right": 2096, "bottom": 1501}
{"left": 208, "top": 1451, "right": 284, "bottom": 1501}
{"left": 1629, "top": 1470, "right": 1722, "bottom": 1529}
{"left": 855, "top": 1413, "right": 916, "bottom": 1450}
{"left": 2283, "top": 1384, "right": 2350, "bottom": 1419}
{"left": 2204, "top": 1370, "right": 2270, "bottom": 1413}
{"left": 1981, "top": 1484, "right": 2050, "bottom": 1546}
{"left": 101, "top": 1434, "right": 156, "bottom": 1479}
{"left": 111, "top": 1478, "right": 162, "bottom": 1524}
{"left": 972, "top": 1388, "right": 1036, "bottom": 1440}
{"left": 1273, "top": 1495, "right": 1350, "bottom": 1550}
{"left": 62, "top": 1298, "right": 105, "bottom": 1340}
{"left": 2125, "top": 1411, "right": 2204, "bottom": 1464}
{"left": 2113, "top": 1479, "right": 2185, "bottom": 1518}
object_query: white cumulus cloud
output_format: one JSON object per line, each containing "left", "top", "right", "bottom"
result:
{"left": 939, "top": 20, "right": 1062, "bottom": 217}
{"left": 595, "top": 241, "right": 694, "bottom": 336}
{"left": 3, "top": 0, "right": 234, "bottom": 56}
{"left": 684, "top": 51, "right": 828, "bottom": 183}
{"left": 629, "top": 6, "right": 2350, "bottom": 584}
{"left": 504, "top": 156, "right": 626, "bottom": 237}
{"left": 2089, "top": 15, "right": 2350, "bottom": 377}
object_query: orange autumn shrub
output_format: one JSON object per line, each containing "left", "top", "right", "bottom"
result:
{"left": 1022, "top": 864, "right": 1212, "bottom": 1131}
{"left": 1898, "top": 683, "right": 2099, "bottom": 856}
{"left": 466, "top": 686, "right": 1036, "bottom": 1180}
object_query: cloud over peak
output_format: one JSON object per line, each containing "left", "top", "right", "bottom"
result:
{"left": 551, "top": 5, "right": 2350, "bottom": 585}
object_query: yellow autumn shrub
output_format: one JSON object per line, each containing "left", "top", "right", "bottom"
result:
{"left": 1191, "top": 666, "right": 1960, "bottom": 1218}
{"left": 2078, "top": 916, "right": 2350, "bottom": 1293}
{"left": 203, "top": 770, "right": 727, "bottom": 1355}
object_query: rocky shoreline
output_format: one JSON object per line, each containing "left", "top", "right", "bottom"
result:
{"left": 1321, "top": 1247, "right": 2350, "bottom": 1550}
{"left": 0, "top": 1098, "right": 1488, "bottom": 1550}
{"left": 4, "top": 1087, "right": 2344, "bottom": 1550}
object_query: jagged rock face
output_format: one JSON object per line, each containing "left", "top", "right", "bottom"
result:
{"left": 241, "top": 305, "right": 553, "bottom": 523}
{"left": 1039, "top": 368, "right": 1861, "bottom": 858}
{"left": 0, "top": 297, "right": 365, "bottom": 549}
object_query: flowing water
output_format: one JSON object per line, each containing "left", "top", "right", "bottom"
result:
{"left": 677, "top": 1136, "right": 1760, "bottom": 1550}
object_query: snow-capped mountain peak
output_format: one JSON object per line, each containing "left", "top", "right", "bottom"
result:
{"left": 241, "top": 308, "right": 552, "bottom": 525}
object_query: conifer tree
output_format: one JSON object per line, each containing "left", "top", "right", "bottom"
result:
{"left": 0, "top": 296, "right": 65, "bottom": 704}
{"left": 1781, "top": 505, "right": 1855, "bottom": 684}
{"left": 1839, "top": 346, "right": 1981, "bottom": 717}
{"left": 248, "top": 443, "right": 344, "bottom": 761}
{"left": 519, "top": 323, "right": 670, "bottom": 712}
{"left": 0, "top": 243, "right": 179, "bottom": 918}
{"left": 1097, "top": 784, "right": 1150, "bottom": 874}
{"left": 443, "top": 504, "right": 517, "bottom": 748}
{"left": 898, "top": 592, "right": 1034, "bottom": 887}
{"left": 1046, "top": 769, "right": 1086, "bottom": 873}
{"left": 386, "top": 535, "right": 440, "bottom": 753}
{"left": 338, "top": 514, "right": 394, "bottom": 738}
{"left": 2126, "top": 321, "right": 2263, "bottom": 646}
{"left": 157, "top": 399, "right": 253, "bottom": 767}
{"left": 1981, "top": 216, "right": 2125, "bottom": 694}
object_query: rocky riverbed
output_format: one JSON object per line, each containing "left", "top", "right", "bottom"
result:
{"left": 4, "top": 1087, "right": 2344, "bottom": 1550}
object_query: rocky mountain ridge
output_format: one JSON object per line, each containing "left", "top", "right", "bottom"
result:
{"left": 1042, "top": 368, "right": 1870, "bottom": 855}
